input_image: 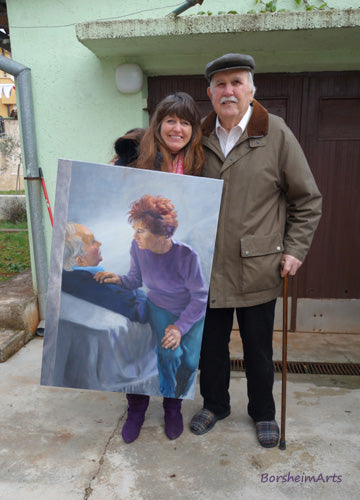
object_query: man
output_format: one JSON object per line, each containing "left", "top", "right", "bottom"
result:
{"left": 62, "top": 222, "right": 148, "bottom": 323}
{"left": 190, "top": 54, "right": 322, "bottom": 447}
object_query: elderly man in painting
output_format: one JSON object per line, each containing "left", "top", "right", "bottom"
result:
{"left": 62, "top": 222, "right": 148, "bottom": 323}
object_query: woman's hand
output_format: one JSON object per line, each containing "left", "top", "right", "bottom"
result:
{"left": 94, "top": 271, "right": 121, "bottom": 285}
{"left": 161, "top": 325, "right": 181, "bottom": 351}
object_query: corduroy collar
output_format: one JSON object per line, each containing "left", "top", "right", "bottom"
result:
{"left": 201, "top": 99, "right": 269, "bottom": 138}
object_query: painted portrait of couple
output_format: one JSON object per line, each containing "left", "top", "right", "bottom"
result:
{"left": 41, "top": 159, "right": 223, "bottom": 400}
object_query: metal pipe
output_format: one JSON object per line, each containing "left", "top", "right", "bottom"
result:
{"left": 0, "top": 55, "right": 48, "bottom": 322}
{"left": 168, "top": 0, "right": 204, "bottom": 17}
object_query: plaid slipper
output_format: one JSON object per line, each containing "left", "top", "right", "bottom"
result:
{"left": 190, "top": 408, "right": 230, "bottom": 435}
{"left": 190, "top": 408, "right": 218, "bottom": 435}
{"left": 255, "top": 420, "right": 279, "bottom": 448}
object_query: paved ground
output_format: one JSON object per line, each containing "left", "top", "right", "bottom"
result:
{"left": 0, "top": 336, "right": 359, "bottom": 500}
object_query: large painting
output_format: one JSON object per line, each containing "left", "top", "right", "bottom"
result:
{"left": 41, "top": 160, "right": 223, "bottom": 399}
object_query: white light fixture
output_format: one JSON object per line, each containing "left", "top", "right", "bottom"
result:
{"left": 115, "top": 63, "right": 143, "bottom": 94}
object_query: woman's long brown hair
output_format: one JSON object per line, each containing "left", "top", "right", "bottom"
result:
{"left": 136, "top": 92, "right": 204, "bottom": 176}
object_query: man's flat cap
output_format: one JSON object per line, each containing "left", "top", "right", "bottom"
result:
{"left": 205, "top": 53, "right": 255, "bottom": 81}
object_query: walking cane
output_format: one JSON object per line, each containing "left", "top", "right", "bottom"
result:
{"left": 279, "top": 273, "right": 289, "bottom": 450}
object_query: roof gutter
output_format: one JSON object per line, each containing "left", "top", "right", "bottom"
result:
{"left": 0, "top": 55, "right": 47, "bottom": 325}
{"left": 168, "top": 0, "right": 204, "bottom": 17}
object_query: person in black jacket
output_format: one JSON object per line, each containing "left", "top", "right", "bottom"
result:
{"left": 112, "top": 128, "right": 146, "bottom": 166}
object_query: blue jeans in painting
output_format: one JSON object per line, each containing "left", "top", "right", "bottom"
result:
{"left": 148, "top": 300, "right": 204, "bottom": 398}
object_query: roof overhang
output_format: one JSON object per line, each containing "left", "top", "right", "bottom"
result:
{"left": 76, "top": 9, "right": 360, "bottom": 75}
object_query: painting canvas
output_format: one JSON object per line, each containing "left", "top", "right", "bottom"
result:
{"left": 41, "top": 159, "right": 223, "bottom": 399}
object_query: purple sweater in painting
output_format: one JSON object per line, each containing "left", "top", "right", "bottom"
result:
{"left": 120, "top": 239, "right": 208, "bottom": 335}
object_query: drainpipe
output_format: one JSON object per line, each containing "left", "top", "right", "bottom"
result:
{"left": 168, "top": 0, "right": 204, "bottom": 17}
{"left": 0, "top": 55, "right": 48, "bottom": 326}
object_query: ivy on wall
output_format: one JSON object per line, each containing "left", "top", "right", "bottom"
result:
{"left": 252, "top": 0, "right": 328, "bottom": 12}
{"left": 194, "top": 0, "right": 331, "bottom": 15}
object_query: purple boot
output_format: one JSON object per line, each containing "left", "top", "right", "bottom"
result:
{"left": 163, "top": 397, "right": 183, "bottom": 440}
{"left": 121, "top": 394, "right": 150, "bottom": 443}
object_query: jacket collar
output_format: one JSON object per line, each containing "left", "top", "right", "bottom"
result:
{"left": 201, "top": 99, "right": 269, "bottom": 138}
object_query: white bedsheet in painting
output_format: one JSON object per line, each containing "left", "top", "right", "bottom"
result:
{"left": 52, "top": 293, "right": 161, "bottom": 395}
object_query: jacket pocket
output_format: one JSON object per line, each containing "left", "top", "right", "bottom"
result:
{"left": 240, "top": 233, "right": 283, "bottom": 294}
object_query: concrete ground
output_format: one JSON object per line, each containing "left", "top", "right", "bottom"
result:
{"left": 0, "top": 334, "right": 359, "bottom": 500}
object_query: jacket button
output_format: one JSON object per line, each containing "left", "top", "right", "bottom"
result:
{"left": 276, "top": 246, "right": 281, "bottom": 251}
{"left": 211, "top": 299, "right": 216, "bottom": 304}
{"left": 245, "top": 250, "right": 249, "bottom": 256}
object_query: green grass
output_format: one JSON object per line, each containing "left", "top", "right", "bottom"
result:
{"left": 0, "top": 221, "right": 30, "bottom": 281}
{"left": 0, "top": 190, "right": 25, "bottom": 195}
{"left": 0, "top": 220, "right": 28, "bottom": 230}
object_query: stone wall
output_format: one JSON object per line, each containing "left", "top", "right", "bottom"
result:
{"left": 0, "top": 119, "right": 24, "bottom": 192}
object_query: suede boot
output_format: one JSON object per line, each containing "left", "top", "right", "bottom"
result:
{"left": 121, "top": 394, "right": 150, "bottom": 443}
{"left": 163, "top": 397, "right": 183, "bottom": 440}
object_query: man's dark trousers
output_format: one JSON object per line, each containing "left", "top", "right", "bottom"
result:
{"left": 199, "top": 299, "right": 276, "bottom": 422}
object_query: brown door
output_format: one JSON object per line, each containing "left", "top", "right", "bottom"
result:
{"left": 148, "top": 72, "right": 360, "bottom": 310}
{"left": 297, "top": 72, "right": 360, "bottom": 300}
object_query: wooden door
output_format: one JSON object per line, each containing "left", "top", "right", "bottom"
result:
{"left": 297, "top": 72, "right": 360, "bottom": 299}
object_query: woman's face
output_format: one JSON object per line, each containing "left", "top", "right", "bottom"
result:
{"left": 160, "top": 114, "right": 192, "bottom": 154}
{"left": 133, "top": 220, "right": 166, "bottom": 253}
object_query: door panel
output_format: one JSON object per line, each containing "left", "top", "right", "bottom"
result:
{"left": 147, "top": 75, "right": 211, "bottom": 117}
{"left": 298, "top": 73, "right": 360, "bottom": 299}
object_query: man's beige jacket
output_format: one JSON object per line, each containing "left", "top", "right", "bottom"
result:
{"left": 202, "top": 99, "right": 322, "bottom": 308}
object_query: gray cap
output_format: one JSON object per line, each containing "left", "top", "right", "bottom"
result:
{"left": 205, "top": 53, "right": 255, "bottom": 82}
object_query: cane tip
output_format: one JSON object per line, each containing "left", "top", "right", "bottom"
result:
{"left": 279, "top": 440, "right": 286, "bottom": 450}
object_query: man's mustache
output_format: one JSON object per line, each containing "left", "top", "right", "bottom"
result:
{"left": 220, "top": 96, "right": 238, "bottom": 104}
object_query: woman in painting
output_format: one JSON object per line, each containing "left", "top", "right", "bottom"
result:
{"left": 96, "top": 195, "right": 207, "bottom": 438}
{"left": 98, "top": 93, "right": 205, "bottom": 443}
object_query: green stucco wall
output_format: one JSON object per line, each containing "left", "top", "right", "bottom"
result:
{"left": 5, "top": 0, "right": 359, "bottom": 263}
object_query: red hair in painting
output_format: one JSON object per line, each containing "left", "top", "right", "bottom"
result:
{"left": 128, "top": 194, "right": 178, "bottom": 238}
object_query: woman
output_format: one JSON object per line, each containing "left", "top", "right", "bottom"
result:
{"left": 98, "top": 93, "right": 205, "bottom": 443}
{"left": 133, "top": 91, "right": 204, "bottom": 175}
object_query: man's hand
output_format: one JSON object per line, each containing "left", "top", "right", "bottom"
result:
{"left": 161, "top": 325, "right": 181, "bottom": 351}
{"left": 280, "top": 254, "right": 302, "bottom": 278}
{"left": 94, "top": 271, "right": 121, "bottom": 284}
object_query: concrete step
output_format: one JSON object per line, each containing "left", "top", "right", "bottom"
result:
{"left": 0, "top": 270, "right": 39, "bottom": 362}
{"left": 0, "top": 328, "right": 35, "bottom": 362}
